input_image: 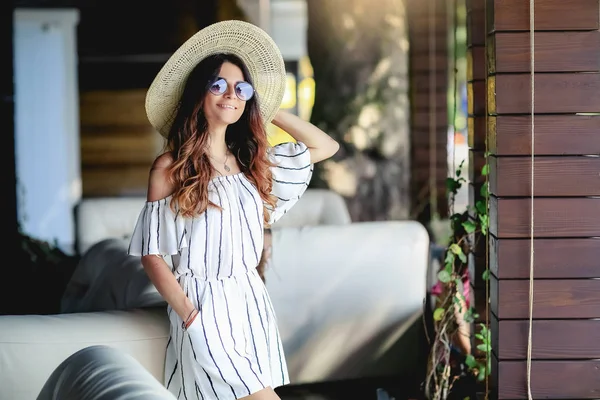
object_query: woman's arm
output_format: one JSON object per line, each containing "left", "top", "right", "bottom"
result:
{"left": 271, "top": 109, "right": 340, "bottom": 163}
{"left": 141, "top": 153, "right": 197, "bottom": 327}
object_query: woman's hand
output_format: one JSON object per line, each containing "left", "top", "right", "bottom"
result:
{"left": 271, "top": 109, "right": 340, "bottom": 163}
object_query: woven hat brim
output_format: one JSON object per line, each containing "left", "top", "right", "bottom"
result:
{"left": 145, "top": 20, "right": 287, "bottom": 137}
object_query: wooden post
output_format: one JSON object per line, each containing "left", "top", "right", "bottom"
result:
{"left": 466, "top": 0, "right": 489, "bottom": 378}
{"left": 486, "top": 0, "right": 600, "bottom": 397}
{"left": 407, "top": 0, "right": 449, "bottom": 224}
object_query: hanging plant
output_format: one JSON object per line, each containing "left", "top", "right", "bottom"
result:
{"left": 423, "top": 158, "right": 491, "bottom": 399}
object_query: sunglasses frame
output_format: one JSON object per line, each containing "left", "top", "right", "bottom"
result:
{"left": 208, "top": 77, "right": 255, "bottom": 101}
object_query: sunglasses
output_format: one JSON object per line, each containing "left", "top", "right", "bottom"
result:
{"left": 208, "top": 77, "right": 255, "bottom": 101}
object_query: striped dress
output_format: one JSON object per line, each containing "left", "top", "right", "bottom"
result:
{"left": 128, "top": 142, "right": 313, "bottom": 400}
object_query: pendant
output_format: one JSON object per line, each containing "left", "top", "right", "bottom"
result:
{"left": 224, "top": 164, "right": 231, "bottom": 172}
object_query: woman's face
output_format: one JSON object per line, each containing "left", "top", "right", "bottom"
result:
{"left": 203, "top": 61, "right": 247, "bottom": 128}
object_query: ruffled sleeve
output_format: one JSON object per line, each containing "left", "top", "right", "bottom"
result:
{"left": 268, "top": 141, "right": 314, "bottom": 225}
{"left": 127, "top": 195, "right": 188, "bottom": 256}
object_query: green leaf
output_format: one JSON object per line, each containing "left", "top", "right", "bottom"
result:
{"left": 458, "top": 251, "right": 468, "bottom": 264}
{"left": 445, "top": 251, "right": 455, "bottom": 266}
{"left": 475, "top": 200, "right": 487, "bottom": 215}
{"left": 438, "top": 270, "right": 452, "bottom": 283}
{"left": 433, "top": 308, "right": 445, "bottom": 321}
{"left": 480, "top": 182, "right": 489, "bottom": 198}
{"left": 449, "top": 243, "right": 462, "bottom": 255}
{"left": 446, "top": 177, "right": 460, "bottom": 194}
{"left": 477, "top": 366, "right": 486, "bottom": 381}
{"left": 481, "top": 164, "right": 489, "bottom": 176}
{"left": 462, "top": 220, "right": 477, "bottom": 234}
{"left": 482, "top": 270, "right": 490, "bottom": 281}
{"left": 477, "top": 343, "right": 490, "bottom": 352}
{"left": 465, "top": 354, "right": 477, "bottom": 368}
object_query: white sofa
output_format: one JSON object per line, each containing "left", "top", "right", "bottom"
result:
{"left": 0, "top": 189, "right": 429, "bottom": 400}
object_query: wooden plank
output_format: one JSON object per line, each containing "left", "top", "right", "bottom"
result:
{"left": 412, "top": 144, "right": 448, "bottom": 163}
{"left": 487, "top": 0, "right": 600, "bottom": 32}
{"left": 408, "top": 15, "right": 448, "bottom": 35}
{"left": 412, "top": 111, "right": 448, "bottom": 128}
{"left": 411, "top": 168, "right": 449, "bottom": 183}
{"left": 411, "top": 128, "right": 447, "bottom": 145}
{"left": 489, "top": 156, "right": 600, "bottom": 197}
{"left": 80, "top": 89, "right": 150, "bottom": 127}
{"left": 467, "top": 116, "right": 486, "bottom": 150}
{"left": 406, "top": 0, "right": 448, "bottom": 16}
{"left": 411, "top": 74, "right": 449, "bottom": 93}
{"left": 488, "top": 31, "right": 600, "bottom": 74}
{"left": 488, "top": 115, "right": 600, "bottom": 156}
{"left": 410, "top": 30, "right": 447, "bottom": 51}
{"left": 491, "top": 236, "right": 600, "bottom": 279}
{"left": 495, "top": 316, "right": 600, "bottom": 360}
{"left": 489, "top": 73, "right": 600, "bottom": 115}
{"left": 412, "top": 91, "right": 448, "bottom": 109}
{"left": 496, "top": 359, "right": 600, "bottom": 399}
{"left": 491, "top": 275, "right": 600, "bottom": 319}
{"left": 466, "top": 0, "right": 485, "bottom": 12}
{"left": 489, "top": 196, "right": 600, "bottom": 238}
{"left": 467, "top": 80, "right": 486, "bottom": 116}
{"left": 81, "top": 131, "right": 159, "bottom": 165}
{"left": 467, "top": 8, "right": 486, "bottom": 47}
{"left": 467, "top": 45, "right": 486, "bottom": 82}
{"left": 82, "top": 165, "right": 149, "bottom": 197}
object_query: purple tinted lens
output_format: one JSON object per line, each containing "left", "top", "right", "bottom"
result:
{"left": 209, "top": 78, "right": 227, "bottom": 95}
{"left": 235, "top": 82, "right": 254, "bottom": 101}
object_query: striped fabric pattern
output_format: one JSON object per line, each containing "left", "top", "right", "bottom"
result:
{"left": 128, "top": 142, "right": 313, "bottom": 399}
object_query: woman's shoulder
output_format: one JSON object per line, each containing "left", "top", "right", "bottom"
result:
{"left": 152, "top": 152, "right": 175, "bottom": 170}
{"left": 148, "top": 152, "right": 176, "bottom": 202}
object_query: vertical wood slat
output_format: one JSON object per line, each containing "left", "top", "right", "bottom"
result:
{"left": 407, "top": 0, "right": 449, "bottom": 221}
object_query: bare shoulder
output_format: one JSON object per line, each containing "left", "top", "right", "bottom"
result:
{"left": 147, "top": 152, "right": 176, "bottom": 202}
{"left": 152, "top": 152, "right": 175, "bottom": 170}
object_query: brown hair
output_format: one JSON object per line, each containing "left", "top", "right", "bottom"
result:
{"left": 164, "top": 53, "right": 276, "bottom": 224}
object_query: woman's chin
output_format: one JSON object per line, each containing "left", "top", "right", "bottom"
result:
{"left": 207, "top": 116, "right": 242, "bottom": 129}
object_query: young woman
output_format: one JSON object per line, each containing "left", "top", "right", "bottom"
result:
{"left": 128, "top": 20, "right": 339, "bottom": 400}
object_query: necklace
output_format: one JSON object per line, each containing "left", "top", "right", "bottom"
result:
{"left": 209, "top": 152, "right": 230, "bottom": 172}
{"left": 223, "top": 152, "right": 231, "bottom": 172}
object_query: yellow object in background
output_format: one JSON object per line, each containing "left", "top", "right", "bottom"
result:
{"left": 268, "top": 56, "right": 315, "bottom": 146}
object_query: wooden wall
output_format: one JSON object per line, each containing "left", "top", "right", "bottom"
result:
{"left": 468, "top": 0, "right": 600, "bottom": 397}
{"left": 79, "top": 89, "right": 160, "bottom": 197}
{"left": 407, "top": 0, "right": 450, "bottom": 223}
{"left": 76, "top": 0, "right": 220, "bottom": 198}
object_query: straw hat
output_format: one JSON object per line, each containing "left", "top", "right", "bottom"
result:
{"left": 145, "top": 20, "right": 287, "bottom": 137}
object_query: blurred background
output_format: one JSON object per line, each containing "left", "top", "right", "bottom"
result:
{"left": 0, "top": 0, "right": 470, "bottom": 397}
{"left": 3, "top": 0, "right": 468, "bottom": 257}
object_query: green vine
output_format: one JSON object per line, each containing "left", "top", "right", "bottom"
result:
{"left": 424, "top": 157, "right": 491, "bottom": 399}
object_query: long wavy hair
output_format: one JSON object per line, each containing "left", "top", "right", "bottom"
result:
{"left": 164, "top": 53, "right": 276, "bottom": 224}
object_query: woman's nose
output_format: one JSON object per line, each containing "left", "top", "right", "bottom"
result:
{"left": 224, "top": 83, "right": 236, "bottom": 98}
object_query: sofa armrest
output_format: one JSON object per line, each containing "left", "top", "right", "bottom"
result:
{"left": 0, "top": 307, "right": 169, "bottom": 400}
